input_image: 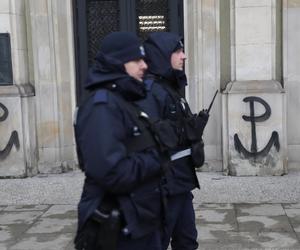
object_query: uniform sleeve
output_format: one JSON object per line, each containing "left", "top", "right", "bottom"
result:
{"left": 77, "top": 101, "right": 162, "bottom": 194}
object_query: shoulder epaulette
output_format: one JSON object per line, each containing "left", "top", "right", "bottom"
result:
{"left": 144, "top": 79, "right": 154, "bottom": 91}
{"left": 93, "top": 89, "right": 108, "bottom": 104}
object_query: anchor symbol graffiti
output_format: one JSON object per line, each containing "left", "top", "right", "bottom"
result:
{"left": 234, "top": 96, "right": 280, "bottom": 158}
{"left": 0, "top": 102, "right": 20, "bottom": 160}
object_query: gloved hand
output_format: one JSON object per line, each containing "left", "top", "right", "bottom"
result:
{"left": 194, "top": 109, "right": 209, "bottom": 138}
{"left": 191, "top": 140, "right": 205, "bottom": 168}
{"left": 198, "top": 109, "right": 209, "bottom": 122}
{"left": 183, "top": 110, "right": 209, "bottom": 143}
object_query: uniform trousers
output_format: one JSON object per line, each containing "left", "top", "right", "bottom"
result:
{"left": 118, "top": 230, "right": 162, "bottom": 250}
{"left": 162, "top": 192, "right": 198, "bottom": 250}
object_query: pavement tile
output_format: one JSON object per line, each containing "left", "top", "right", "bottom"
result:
{"left": 236, "top": 203, "right": 285, "bottom": 216}
{"left": 26, "top": 205, "right": 77, "bottom": 234}
{"left": 41, "top": 205, "right": 77, "bottom": 218}
{"left": 284, "top": 208, "right": 300, "bottom": 223}
{"left": 294, "top": 224, "right": 300, "bottom": 233}
{"left": 3, "top": 205, "right": 49, "bottom": 212}
{"left": 283, "top": 203, "right": 300, "bottom": 209}
{"left": 237, "top": 215, "right": 294, "bottom": 232}
{"left": 65, "top": 239, "right": 76, "bottom": 250}
{"left": 198, "top": 231, "right": 263, "bottom": 249}
{"left": 0, "top": 206, "right": 6, "bottom": 212}
{"left": 294, "top": 225, "right": 300, "bottom": 239}
{"left": 197, "top": 224, "right": 241, "bottom": 242}
{"left": 284, "top": 207, "right": 300, "bottom": 239}
{"left": 197, "top": 242, "right": 262, "bottom": 250}
{"left": 0, "top": 211, "right": 44, "bottom": 246}
{"left": 9, "top": 233, "right": 74, "bottom": 250}
{"left": 0, "top": 211, "right": 43, "bottom": 225}
{"left": 196, "top": 208, "right": 236, "bottom": 226}
{"left": 0, "top": 202, "right": 298, "bottom": 249}
{"left": 257, "top": 232, "right": 300, "bottom": 249}
{"left": 0, "top": 244, "right": 7, "bottom": 250}
{"left": 0, "top": 223, "right": 32, "bottom": 248}
{"left": 196, "top": 203, "right": 234, "bottom": 210}
{"left": 0, "top": 225, "right": 14, "bottom": 242}
{"left": 26, "top": 217, "right": 77, "bottom": 234}
{"left": 198, "top": 228, "right": 300, "bottom": 249}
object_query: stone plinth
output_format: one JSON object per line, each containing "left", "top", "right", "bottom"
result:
{"left": 222, "top": 80, "right": 287, "bottom": 176}
{"left": 0, "top": 84, "right": 37, "bottom": 177}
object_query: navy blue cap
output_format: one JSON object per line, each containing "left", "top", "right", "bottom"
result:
{"left": 100, "top": 32, "right": 145, "bottom": 64}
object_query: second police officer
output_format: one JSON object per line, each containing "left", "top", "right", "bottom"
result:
{"left": 136, "top": 32, "right": 209, "bottom": 250}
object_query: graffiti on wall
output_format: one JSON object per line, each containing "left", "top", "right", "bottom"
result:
{"left": 234, "top": 96, "right": 280, "bottom": 158}
{"left": 0, "top": 102, "right": 20, "bottom": 160}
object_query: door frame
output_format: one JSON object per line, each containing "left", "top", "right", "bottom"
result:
{"left": 73, "top": 0, "right": 183, "bottom": 103}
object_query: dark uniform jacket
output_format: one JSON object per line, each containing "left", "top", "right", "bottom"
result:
{"left": 136, "top": 32, "right": 200, "bottom": 196}
{"left": 74, "top": 53, "right": 164, "bottom": 239}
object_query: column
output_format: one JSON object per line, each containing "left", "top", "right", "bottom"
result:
{"left": 222, "top": 0, "right": 287, "bottom": 175}
{"left": 283, "top": 0, "right": 300, "bottom": 169}
{"left": 27, "top": 0, "right": 76, "bottom": 173}
{"left": 184, "top": 0, "right": 222, "bottom": 171}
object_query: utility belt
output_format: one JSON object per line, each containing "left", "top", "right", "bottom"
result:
{"left": 75, "top": 204, "right": 122, "bottom": 250}
{"left": 92, "top": 207, "right": 121, "bottom": 229}
{"left": 92, "top": 207, "right": 121, "bottom": 249}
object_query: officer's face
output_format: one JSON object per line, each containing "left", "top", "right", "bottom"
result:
{"left": 124, "top": 59, "right": 148, "bottom": 81}
{"left": 171, "top": 48, "right": 186, "bottom": 71}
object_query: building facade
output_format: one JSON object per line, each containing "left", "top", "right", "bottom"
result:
{"left": 0, "top": 0, "right": 299, "bottom": 177}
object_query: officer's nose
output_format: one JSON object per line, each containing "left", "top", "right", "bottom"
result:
{"left": 141, "top": 59, "right": 148, "bottom": 70}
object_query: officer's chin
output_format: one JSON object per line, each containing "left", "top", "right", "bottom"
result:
{"left": 173, "top": 65, "right": 184, "bottom": 71}
{"left": 132, "top": 76, "right": 143, "bottom": 82}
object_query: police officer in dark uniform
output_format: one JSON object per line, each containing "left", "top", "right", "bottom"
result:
{"left": 136, "top": 32, "right": 208, "bottom": 250}
{"left": 74, "top": 32, "right": 170, "bottom": 250}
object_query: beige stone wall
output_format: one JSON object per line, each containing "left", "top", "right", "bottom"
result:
{"left": 0, "top": 0, "right": 37, "bottom": 177}
{"left": 0, "top": 0, "right": 76, "bottom": 176}
{"left": 1, "top": 0, "right": 300, "bottom": 176}
{"left": 185, "top": 0, "right": 292, "bottom": 172}
{"left": 184, "top": 0, "right": 223, "bottom": 171}
{"left": 233, "top": 0, "right": 281, "bottom": 81}
{"left": 283, "top": 0, "right": 300, "bottom": 169}
{"left": 27, "top": 0, "right": 76, "bottom": 173}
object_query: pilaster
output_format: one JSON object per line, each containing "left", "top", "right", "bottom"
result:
{"left": 222, "top": 0, "right": 287, "bottom": 175}
{"left": 184, "top": 0, "right": 222, "bottom": 171}
{"left": 27, "top": 0, "right": 76, "bottom": 173}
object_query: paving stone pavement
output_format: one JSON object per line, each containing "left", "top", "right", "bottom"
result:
{"left": 0, "top": 170, "right": 300, "bottom": 249}
{"left": 1, "top": 203, "right": 300, "bottom": 250}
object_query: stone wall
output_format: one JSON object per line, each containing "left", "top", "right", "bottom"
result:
{"left": 283, "top": 0, "right": 300, "bottom": 169}
{"left": 0, "top": 0, "right": 37, "bottom": 177}
{"left": 1, "top": 0, "right": 300, "bottom": 177}
{"left": 184, "top": 0, "right": 223, "bottom": 171}
{"left": 27, "top": 0, "right": 77, "bottom": 173}
{"left": 0, "top": 0, "right": 76, "bottom": 177}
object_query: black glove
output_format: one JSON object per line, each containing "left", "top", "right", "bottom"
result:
{"left": 191, "top": 140, "right": 205, "bottom": 168}
{"left": 183, "top": 110, "right": 209, "bottom": 142}
{"left": 195, "top": 109, "right": 209, "bottom": 137}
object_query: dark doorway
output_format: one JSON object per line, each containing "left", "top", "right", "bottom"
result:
{"left": 73, "top": 0, "right": 184, "bottom": 103}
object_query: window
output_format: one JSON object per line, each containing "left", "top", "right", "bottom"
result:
{"left": 0, "top": 33, "right": 13, "bottom": 85}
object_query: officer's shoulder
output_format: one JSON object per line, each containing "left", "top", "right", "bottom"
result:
{"left": 151, "top": 80, "right": 169, "bottom": 99}
{"left": 144, "top": 77, "right": 162, "bottom": 93}
{"left": 93, "top": 89, "right": 109, "bottom": 104}
{"left": 144, "top": 78, "right": 154, "bottom": 92}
